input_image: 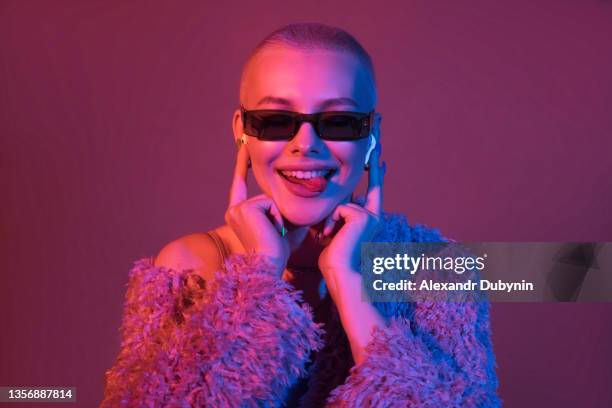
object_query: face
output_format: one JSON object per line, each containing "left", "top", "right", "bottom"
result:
{"left": 233, "top": 46, "right": 380, "bottom": 226}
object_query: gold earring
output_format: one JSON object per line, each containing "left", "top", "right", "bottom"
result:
{"left": 235, "top": 136, "right": 248, "bottom": 150}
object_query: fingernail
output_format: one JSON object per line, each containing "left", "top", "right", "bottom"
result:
{"left": 281, "top": 226, "right": 286, "bottom": 237}
{"left": 323, "top": 224, "right": 332, "bottom": 237}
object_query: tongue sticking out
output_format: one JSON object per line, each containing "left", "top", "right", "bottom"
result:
{"left": 286, "top": 175, "right": 328, "bottom": 192}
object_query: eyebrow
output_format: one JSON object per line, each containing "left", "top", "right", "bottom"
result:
{"left": 255, "top": 96, "right": 359, "bottom": 110}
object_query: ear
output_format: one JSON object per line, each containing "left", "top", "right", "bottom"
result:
{"left": 232, "top": 108, "right": 243, "bottom": 147}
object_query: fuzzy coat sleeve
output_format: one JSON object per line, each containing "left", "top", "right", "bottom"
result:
{"left": 323, "top": 213, "right": 501, "bottom": 407}
{"left": 101, "top": 252, "right": 325, "bottom": 407}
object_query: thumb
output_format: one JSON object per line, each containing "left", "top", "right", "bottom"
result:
{"left": 267, "top": 199, "right": 286, "bottom": 236}
{"left": 228, "top": 140, "right": 250, "bottom": 207}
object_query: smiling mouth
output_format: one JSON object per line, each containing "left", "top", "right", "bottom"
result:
{"left": 276, "top": 168, "right": 337, "bottom": 195}
{"left": 277, "top": 168, "right": 337, "bottom": 181}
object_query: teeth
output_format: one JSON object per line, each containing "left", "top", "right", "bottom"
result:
{"left": 280, "top": 169, "right": 332, "bottom": 179}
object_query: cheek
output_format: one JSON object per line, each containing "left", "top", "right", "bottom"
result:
{"left": 331, "top": 141, "right": 367, "bottom": 188}
{"left": 248, "top": 142, "right": 284, "bottom": 194}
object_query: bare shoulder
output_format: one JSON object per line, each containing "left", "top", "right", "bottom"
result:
{"left": 153, "top": 229, "right": 225, "bottom": 285}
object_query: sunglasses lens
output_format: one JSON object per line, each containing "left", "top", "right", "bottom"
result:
{"left": 320, "top": 113, "right": 368, "bottom": 140}
{"left": 243, "top": 109, "right": 371, "bottom": 141}
{"left": 246, "top": 111, "right": 295, "bottom": 140}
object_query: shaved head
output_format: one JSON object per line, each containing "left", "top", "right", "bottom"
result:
{"left": 239, "top": 23, "right": 378, "bottom": 109}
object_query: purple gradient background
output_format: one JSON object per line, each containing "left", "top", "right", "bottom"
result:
{"left": 1, "top": 1, "right": 611, "bottom": 407}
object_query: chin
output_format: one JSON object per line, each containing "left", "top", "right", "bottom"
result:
{"left": 263, "top": 177, "right": 354, "bottom": 227}
{"left": 277, "top": 199, "right": 338, "bottom": 227}
{"left": 281, "top": 206, "right": 327, "bottom": 227}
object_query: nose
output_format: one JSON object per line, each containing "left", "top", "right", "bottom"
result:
{"left": 287, "top": 121, "right": 326, "bottom": 156}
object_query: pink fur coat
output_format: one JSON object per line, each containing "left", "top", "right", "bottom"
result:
{"left": 101, "top": 212, "right": 501, "bottom": 407}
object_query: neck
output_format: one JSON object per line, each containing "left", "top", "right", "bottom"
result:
{"left": 283, "top": 194, "right": 353, "bottom": 267}
{"left": 281, "top": 222, "right": 322, "bottom": 268}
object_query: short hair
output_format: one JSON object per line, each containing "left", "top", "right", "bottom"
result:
{"left": 239, "top": 22, "right": 377, "bottom": 106}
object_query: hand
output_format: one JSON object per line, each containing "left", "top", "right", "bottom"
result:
{"left": 224, "top": 142, "right": 290, "bottom": 277}
{"left": 318, "top": 143, "right": 386, "bottom": 282}
{"left": 316, "top": 143, "right": 388, "bottom": 364}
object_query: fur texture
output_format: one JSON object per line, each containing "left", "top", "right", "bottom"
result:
{"left": 101, "top": 212, "right": 500, "bottom": 407}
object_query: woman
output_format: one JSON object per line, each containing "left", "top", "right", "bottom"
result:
{"left": 101, "top": 23, "right": 500, "bottom": 407}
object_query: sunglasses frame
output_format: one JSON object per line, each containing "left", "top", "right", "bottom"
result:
{"left": 240, "top": 105, "right": 375, "bottom": 141}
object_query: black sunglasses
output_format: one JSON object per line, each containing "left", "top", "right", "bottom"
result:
{"left": 240, "top": 106, "right": 374, "bottom": 141}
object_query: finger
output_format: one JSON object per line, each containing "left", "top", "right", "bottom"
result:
{"left": 322, "top": 212, "right": 337, "bottom": 237}
{"left": 228, "top": 140, "right": 250, "bottom": 207}
{"left": 364, "top": 143, "right": 383, "bottom": 215}
{"left": 249, "top": 194, "right": 286, "bottom": 236}
{"left": 266, "top": 199, "right": 286, "bottom": 236}
{"left": 322, "top": 204, "right": 361, "bottom": 236}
